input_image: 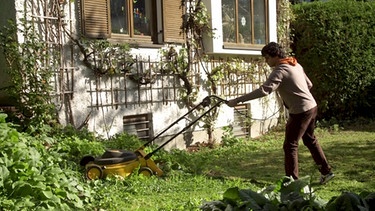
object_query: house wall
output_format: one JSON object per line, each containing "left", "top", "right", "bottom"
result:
{"left": 5, "top": 0, "right": 281, "bottom": 150}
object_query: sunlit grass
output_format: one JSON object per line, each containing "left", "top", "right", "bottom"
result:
{"left": 88, "top": 122, "right": 375, "bottom": 210}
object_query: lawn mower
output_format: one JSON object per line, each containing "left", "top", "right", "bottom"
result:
{"left": 80, "top": 95, "right": 228, "bottom": 180}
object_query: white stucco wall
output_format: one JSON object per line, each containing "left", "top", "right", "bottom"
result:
{"left": 8, "top": 0, "right": 280, "bottom": 149}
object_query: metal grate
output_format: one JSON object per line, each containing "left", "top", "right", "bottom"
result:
{"left": 123, "top": 113, "right": 153, "bottom": 140}
{"left": 233, "top": 104, "right": 251, "bottom": 138}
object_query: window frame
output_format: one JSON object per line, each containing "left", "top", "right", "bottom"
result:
{"left": 221, "top": 0, "right": 269, "bottom": 49}
{"left": 110, "top": 0, "right": 155, "bottom": 42}
{"left": 80, "top": 0, "right": 185, "bottom": 44}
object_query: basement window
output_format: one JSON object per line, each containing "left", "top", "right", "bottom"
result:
{"left": 123, "top": 113, "right": 153, "bottom": 140}
{"left": 233, "top": 103, "right": 251, "bottom": 138}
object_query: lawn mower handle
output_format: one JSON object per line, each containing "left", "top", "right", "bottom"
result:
{"left": 140, "top": 95, "right": 228, "bottom": 159}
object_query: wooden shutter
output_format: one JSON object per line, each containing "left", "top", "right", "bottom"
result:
{"left": 81, "top": 0, "right": 111, "bottom": 38}
{"left": 162, "top": 0, "right": 185, "bottom": 43}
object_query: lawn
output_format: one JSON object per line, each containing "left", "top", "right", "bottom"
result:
{"left": 1, "top": 113, "right": 374, "bottom": 210}
{"left": 86, "top": 121, "right": 375, "bottom": 210}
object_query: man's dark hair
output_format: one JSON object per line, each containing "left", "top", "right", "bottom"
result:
{"left": 261, "top": 42, "right": 287, "bottom": 58}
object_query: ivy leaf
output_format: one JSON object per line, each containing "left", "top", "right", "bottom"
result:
{"left": 33, "top": 181, "right": 46, "bottom": 190}
{"left": 223, "top": 187, "right": 240, "bottom": 205}
{"left": 239, "top": 189, "right": 270, "bottom": 208}
{"left": 55, "top": 188, "right": 67, "bottom": 198}
{"left": 12, "top": 181, "right": 33, "bottom": 197}
{"left": 0, "top": 165, "right": 10, "bottom": 181}
{"left": 41, "top": 190, "right": 54, "bottom": 199}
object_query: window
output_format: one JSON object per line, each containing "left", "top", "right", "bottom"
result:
{"left": 81, "top": 0, "right": 184, "bottom": 43}
{"left": 222, "top": 0, "right": 268, "bottom": 46}
{"left": 123, "top": 113, "right": 153, "bottom": 140}
{"left": 110, "top": 0, "right": 152, "bottom": 36}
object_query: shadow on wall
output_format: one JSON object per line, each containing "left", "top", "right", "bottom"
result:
{"left": 0, "top": 1, "right": 17, "bottom": 106}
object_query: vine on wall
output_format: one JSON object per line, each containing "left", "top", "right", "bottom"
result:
{"left": 0, "top": 0, "right": 292, "bottom": 142}
{"left": 0, "top": 19, "right": 58, "bottom": 132}
{"left": 70, "top": 37, "right": 135, "bottom": 76}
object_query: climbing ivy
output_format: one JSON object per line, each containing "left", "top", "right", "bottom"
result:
{"left": 71, "top": 38, "right": 135, "bottom": 76}
{"left": 0, "top": 19, "right": 57, "bottom": 132}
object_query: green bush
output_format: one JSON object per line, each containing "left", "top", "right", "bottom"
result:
{"left": 201, "top": 175, "right": 375, "bottom": 210}
{"left": 0, "top": 113, "right": 89, "bottom": 210}
{"left": 291, "top": 0, "right": 375, "bottom": 120}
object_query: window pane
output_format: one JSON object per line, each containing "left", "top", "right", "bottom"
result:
{"left": 254, "top": 0, "right": 266, "bottom": 44}
{"left": 238, "top": 0, "right": 251, "bottom": 44}
{"left": 111, "top": 0, "right": 128, "bottom": 34}
{"left": 222, "top": 0, "right": 236, "bottom": 43}
{"left": 133, "top": 0, "right": 151, "bottom": 36}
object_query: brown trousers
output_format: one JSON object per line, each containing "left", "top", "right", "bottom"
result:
{"left": 284, "top": 106, "right": 331, "bottom": 179}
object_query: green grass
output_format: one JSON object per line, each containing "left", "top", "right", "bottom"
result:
{"left": 87, "top": 122, "right": 375, "bottom": 210}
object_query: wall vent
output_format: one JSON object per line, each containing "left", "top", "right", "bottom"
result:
{"left": 123, "top": 113, "right": 153, "bottom": 140}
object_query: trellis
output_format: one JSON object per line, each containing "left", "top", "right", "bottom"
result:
{"left": 26, "top": 0, "right": 77, "bottom": 125}
{"left": 86, "top": 56, "right": 265, "bottom": 109}
{"left": 23, "top": 0, "right": 268, "bottom": 129}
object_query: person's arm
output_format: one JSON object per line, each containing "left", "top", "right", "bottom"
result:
{"left": 304, "top": 72, "right": 313, "bottom": 90}
{"left": 227, "top": 68, "right": 283, "bottom": 107}
{"left": 227, "top": 88, "right": 266, "bottom": 107}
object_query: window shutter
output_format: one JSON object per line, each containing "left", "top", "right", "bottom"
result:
{"left": 162, "top": 0, "right": 185, "bottom": 43}
{"left": 81, "top": 0, "right": 111, "bottom": 38}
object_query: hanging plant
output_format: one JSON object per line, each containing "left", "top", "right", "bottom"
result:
{"left": 71, "top": 38, "right": 135, "bottom": 76}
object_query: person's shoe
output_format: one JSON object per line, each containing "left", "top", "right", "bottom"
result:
{"left": 320, "top": 172, "right": 335, "bottom": 184}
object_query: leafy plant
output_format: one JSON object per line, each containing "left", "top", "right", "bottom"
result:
{"left": 201, "top": 176, "right": 328, "bottom": 211}
{"left": 0, "top": 113, "right": 88, "bottom": 210}
{"left": 72, "top": 38, "right": 134, "bottom": 76}
{"left": 0, "top": 19, "right": 57, "bottom": 132}
{"left": 104, "top": 132, "right": 144, "bottom": 151}
{"left": 221, "top": 126, "right": 244, "bottom": 147}
{"left": 325, "top": 191, "right": 375, "bottom": 211}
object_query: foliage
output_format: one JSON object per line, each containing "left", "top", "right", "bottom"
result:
{"left": 291, "top": 0, "right": 375, "bottom": 120}
{"left": 182, "top": 0, "right": 215, "bottom": 51}
{"left": 201, "top": 176, "right": 375, "bottom": 211}
{"left": 104, "top": 132, "right": 145, "bottom": 151}
{"left": 325, "top": 191, "right": 375, "bottom": 211}
{"left": 160, "top": 46, "right": 196, "bottom": 103}
{"left": 208, "top": 58, "right": 262, "bottom": 92}
{"left": 1, "top": 112, "right": 375, "bottom": 210}
{"left": 221, "top": 125, "right": 244, "bottom": 147}
{"left": 0, "top": 113, "right": 89, "bottom": 210}
{"left": 201, "top": 176, "right": 326, "bottom": 211}
{"left": 277, "top": 0, "right": 294, "bottom": 50}
{"left": 72, "top": 38, "right": 134, "bottom": 76}
{"left": 0, "top": 19, "right": 57, "bottom": 132}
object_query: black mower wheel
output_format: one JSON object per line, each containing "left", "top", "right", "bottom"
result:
{"left": 138, "top": 167, "right": 153, "bottom": 177}
{"left": 86, "top": 165, "right": 103, "bottom": 180}
{"left": 80, "top": 155, "right": 95, "bottom": 166}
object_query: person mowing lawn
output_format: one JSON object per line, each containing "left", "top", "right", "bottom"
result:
{"left": 227, "top": 42, "right": 334, "bottom": 184}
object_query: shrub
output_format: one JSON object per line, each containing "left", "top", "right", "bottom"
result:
{"left": 291, "top": 0, "right": 375, "bottom": 120}
{"left": 0, "top": 113, "right": 88, "bottom": 210}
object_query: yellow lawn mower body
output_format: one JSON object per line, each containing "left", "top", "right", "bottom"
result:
{"left": 80, "top": 148, "right": 163, "bottom": 180}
